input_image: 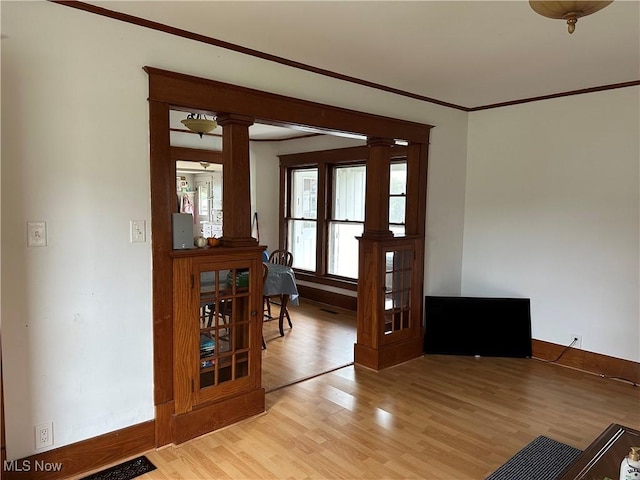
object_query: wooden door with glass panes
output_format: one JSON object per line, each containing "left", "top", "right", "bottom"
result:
{"left": 381, "top": 245, "right": 418, "bottom": 345}
{"left": 173, "top": 251, "right": 262, "bottom": 415}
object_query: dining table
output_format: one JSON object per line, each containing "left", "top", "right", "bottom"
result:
{"left": 263, "top": 262, "right": 299, "bottom": 336}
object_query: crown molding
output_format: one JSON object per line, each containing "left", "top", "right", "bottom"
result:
{"left": 52, "top": 1, "right": 640, "bottom": 113}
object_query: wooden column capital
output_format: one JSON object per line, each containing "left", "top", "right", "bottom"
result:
{"left": 216, "top": 113, "right": 255, "bottom": 127}
{"left": 366, "top": 137, "right": 396, "bottom": 148}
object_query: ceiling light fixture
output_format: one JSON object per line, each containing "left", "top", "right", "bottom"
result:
{"left": 181, "top": 113, "right": 217, "bottom": 138}
{"left": 529, "top": 1, "right": 613, "bottom": 34}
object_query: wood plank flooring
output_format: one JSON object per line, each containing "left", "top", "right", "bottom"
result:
{"left": 261, "top": 300, "right": 356, "bottom": 392}
{"left": 76, "top": 300, "right": 640, "bottom": 479}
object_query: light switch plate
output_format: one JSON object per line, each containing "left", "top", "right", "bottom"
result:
{"left": 130, "top": 220, "right": 146, "bottom": 243}
{"left": 27, "top": 221, "right": 47, "bottom": 247}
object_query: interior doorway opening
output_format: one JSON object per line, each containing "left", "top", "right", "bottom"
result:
{"left": 148, "top": 66, "right": 431, "bottom": 447}
{"left": 170, "top": 112, "right": 359, "bottom": 393}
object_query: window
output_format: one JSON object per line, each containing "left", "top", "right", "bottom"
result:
{"left": 280, "top": 147, "right": 408, "bottom": 285}
{"left": 287, "top": 168, "right": 317, "bottom": 271}
{"left": 328, "top": 165, "right": 366, "bottom": 278}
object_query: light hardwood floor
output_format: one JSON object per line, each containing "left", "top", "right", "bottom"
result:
{"left": 80, "top": 301, "right": 640, "bottom": 479}
{"left": 261, "top": 300, "right": 356, "bottom": 392}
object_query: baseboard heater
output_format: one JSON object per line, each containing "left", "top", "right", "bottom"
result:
{"left": 424, "top": 295, "right": 532, "bottom": 358}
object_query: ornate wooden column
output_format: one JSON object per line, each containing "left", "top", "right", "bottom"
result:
{"left": 354, "top": 137, "right": 426, "bottom": 370}
{"left": 169, "top": 112, "right": 265, "bottom": 445}
{"left": 362, "top": 137, "right": 395, "bottom": 239}
{"left": 216, "top": 113, "right": 258, "bottom": 247}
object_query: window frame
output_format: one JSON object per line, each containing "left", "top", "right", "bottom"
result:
{"left": 285, "top": 166, "right": 319, "bottom": 272}
{"left": 327, "top": 162, "right": 366, "bottom": 279}
{"left": 279, "top": 145, "right": 408, "bottom": 290}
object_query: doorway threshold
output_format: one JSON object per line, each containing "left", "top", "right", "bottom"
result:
{"left": 265, "top": 362, "right": 354, "bottom": 394}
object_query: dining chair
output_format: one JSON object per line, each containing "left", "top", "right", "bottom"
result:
{"left": 265, "top": 249, "right": 294, "bottom": 331}
{"left": 268, "top": 249, "right": 293, "bottom": 267}
{"left": 200, "top": 271, "right": 232, "bottom": 339}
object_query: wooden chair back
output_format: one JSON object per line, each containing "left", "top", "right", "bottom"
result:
{"left": 269, "top": 250, "right": 293, "bottom": 267}
{"left": 268, "top": 249, "right": 293, "bottom": 267}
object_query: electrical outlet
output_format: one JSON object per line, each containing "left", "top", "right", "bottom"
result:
{"left": 27, "top": 221, "right": 47, "bottom": 247}
{"left": 130, "top": 220, "right": 146, "bottom": 243}
{"left": 570, "top": 334, "right": 582, "bottom": 349}
{"left": 34, "top": 422, "right": 53, "bottom": 449}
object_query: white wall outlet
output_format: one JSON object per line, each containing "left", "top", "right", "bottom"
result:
{"left": 130, "top": 220, "right": 146, "bottom": 243}
{"left": 570, "top": 334, "right": 582, "bottom": 349}
{"left": 34, "top": 422, "right": 53, "bottom": 449}
{"left": 27, "top": 221, "right": 47, "bottom": 247}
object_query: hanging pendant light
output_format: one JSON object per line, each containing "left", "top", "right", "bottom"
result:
{"left": 529, "top": 1, "right": 613, "bottom": 34}
{"left": 181, "top": 113, "right": 217, "bottom": 138}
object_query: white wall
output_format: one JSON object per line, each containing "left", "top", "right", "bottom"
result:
{"left": 250, "top": 142, "right": 280, "bottom": 253}
{"left": 424, "top": 118, "right": 469, "bottom": 295}
{"left": 463, "top": 88, "right": 640, "bottom": 362}
{"left": 1, "top": 1, "right": 468, "bottom": 459}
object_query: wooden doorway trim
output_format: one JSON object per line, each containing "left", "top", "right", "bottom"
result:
{"left": 145, "top": 67, "right": 431, "bottom": 143}
{"left": 145, "top": 66, "right": 432, "bottom": 447}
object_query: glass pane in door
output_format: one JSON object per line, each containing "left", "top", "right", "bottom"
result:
{"left": 383, "top": 250, "right": 412, "bottom": 335}
{"left": 198, "top": 267, "right": 251, "bottom": 390}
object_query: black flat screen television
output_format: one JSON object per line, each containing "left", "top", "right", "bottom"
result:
{"left": 424, "top": 296, "right": 532, "bottom": 358}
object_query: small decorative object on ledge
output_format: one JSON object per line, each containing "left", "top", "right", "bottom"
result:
{"left": 194, "top": 236, "right": 207, "bottom": 248}
{"left": 529, "top": 1, "right": 614, "bottom": 34}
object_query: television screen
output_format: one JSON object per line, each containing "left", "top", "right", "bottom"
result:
{"left": 424, "top": 296, "right": 532, "bottom": 358}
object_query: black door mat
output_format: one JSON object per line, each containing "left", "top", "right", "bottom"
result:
{"left": 486, "top": 435, "right": 582, "bottom": 480}
{"left": 80, "top": 456, "right": 156, "bottom": 480}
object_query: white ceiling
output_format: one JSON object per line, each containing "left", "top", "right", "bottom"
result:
{"left": 90, "top": 1, "right": 639, "bottom": 109}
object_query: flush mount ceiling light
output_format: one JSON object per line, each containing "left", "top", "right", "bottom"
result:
{"left": 529, "top": 1, "right": 613, "bottom": 34}
{"left": 181, "top": 113, "right": 217, "bottom": 138}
